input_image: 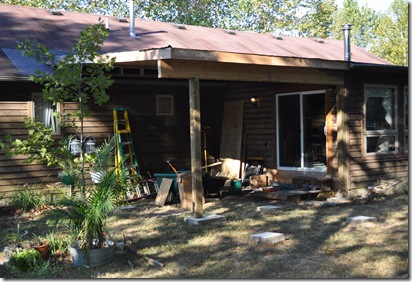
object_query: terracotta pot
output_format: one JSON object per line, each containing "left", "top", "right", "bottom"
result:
{"left": 30, "top": 242, "right": 49, "bottom": 260}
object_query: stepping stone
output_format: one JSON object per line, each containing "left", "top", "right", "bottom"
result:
{"left": 184, "top": 214, "right": 226, "bottom": 225}
{"left": 256, "top": 205, "right": 283, "bottom": 213}
{"left": 346, "top": 215, "right": 377, "bottom": 223}
{"left": 250, "top": 232, "right": 285, "bottom": 244}
{"left": 305, "top": 201, "right": 337, "bottom": 207}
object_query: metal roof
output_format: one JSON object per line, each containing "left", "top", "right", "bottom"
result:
{"left": 0, "top": 4, "right": 394, "bottom": 79}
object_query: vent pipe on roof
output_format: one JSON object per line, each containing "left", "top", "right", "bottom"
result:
{"left": 342, "top": 23, "right": 352, "bottom": 61}
{"left": 129, "top": 0, "right": 136, "bottom": 37}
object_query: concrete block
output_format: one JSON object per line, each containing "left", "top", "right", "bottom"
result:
{"left": 305, "top": 200, "right": 337, "bottom": 207}
{"left": 256, "top": 205, "right": 283, "bottom": 213}
{"left": 346, "top": 215, "right": 377, "bottom": 223}
{"left": 184, "top": 214, "right": 226, "bottom": 225}
{"left": 250, "top": 232, "right": 285, "bottom": 244}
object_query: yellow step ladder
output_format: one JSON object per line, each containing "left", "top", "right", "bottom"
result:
{"left": 113, "top": 108, "right": 157, "bottom": 200}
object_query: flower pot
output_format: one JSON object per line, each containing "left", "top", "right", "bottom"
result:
{"left": 69, "top": 239, "right": 115, "bottom": 267}
{"left": 30, "top": 242, "right": 49, "bottom": 260}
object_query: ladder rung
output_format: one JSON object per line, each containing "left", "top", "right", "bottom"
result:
{"left": 117, "top": 130, "right": 131, "bottom": 134}
{"left": 122, "top": 141, "right": 132, "bottom": 146}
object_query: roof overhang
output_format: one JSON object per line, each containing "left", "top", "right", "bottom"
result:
{"left": 349, "top": 62, "right": 408, "bottom": 73}
{"left": 106, "top": 47, "right": 349, "bottom": 85}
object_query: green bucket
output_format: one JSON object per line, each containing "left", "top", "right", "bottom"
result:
{"left": 230, "top": 179, "right": 242, "bottom": 195}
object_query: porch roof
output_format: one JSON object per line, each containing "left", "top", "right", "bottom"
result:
{"left": 0, "top": 4, "right": 396, "bottom": 83}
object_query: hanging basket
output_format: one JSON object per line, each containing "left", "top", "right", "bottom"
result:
{"left": 61, "top": 174, "right": 75, "bottom": 185}
{"left": 90, "top": 171, "right": 106, "bottom": 184}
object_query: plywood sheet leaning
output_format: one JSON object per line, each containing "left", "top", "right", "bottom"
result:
{"left": 154, "top": 178, "right": 173, "bottom": 206}
{"left": 219, "top": 100, "right": 244, "bottom": 179}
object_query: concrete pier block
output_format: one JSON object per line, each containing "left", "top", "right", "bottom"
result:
{"left": 250, "top": 232, "right": 285, "bottom": 244}
{"left": 184, "top": 214, "right": 226, "bottom": 225}
{"left": 346, "top": 215, "right": 377, "bottom": 223}
{"left": 256, "top": 205, "right": 283, "bottom": 213}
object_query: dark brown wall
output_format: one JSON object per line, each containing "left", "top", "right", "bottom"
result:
{"left": 345, "top": 68, "right": 408, "bottom": 195}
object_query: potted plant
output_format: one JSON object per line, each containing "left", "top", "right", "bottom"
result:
{"left": 28, "top": 234, "right": 49, "bottom": 260}
{"left": 88, "top": 136, "right": 116, "bottom": 184}
{"left": 46, "top": 167, "right": 123, "bottom": 266}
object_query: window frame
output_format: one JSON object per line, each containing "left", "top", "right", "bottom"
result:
{"left": 363, "top": 84, "right": 398, "bottom": 156}
{"left": 32, "top": 92, "right": 61, "bottom": 135}
{"left": 156, "top": 94, "right": 174, "bottom": 116}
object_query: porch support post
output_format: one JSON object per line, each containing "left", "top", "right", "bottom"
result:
{"left": 189, "top": 75, "right": 204, "bottom": 218}
{"left": 336, "top": 86, "right": 349, "bottom": 197}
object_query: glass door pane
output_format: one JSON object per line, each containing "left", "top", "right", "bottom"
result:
{"left": 278, "top": 95, "right": 301, "bottom": 167}
{"left": 303, "top": 93, "right": 326, "bottom": 168}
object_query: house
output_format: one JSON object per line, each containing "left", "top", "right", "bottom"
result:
{"left": 0, "top": 4, "right": 408, "bottom": 205}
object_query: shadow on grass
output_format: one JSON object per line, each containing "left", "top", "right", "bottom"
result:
{"left": 0, "top": 195, "right": 408, "bottom": 278}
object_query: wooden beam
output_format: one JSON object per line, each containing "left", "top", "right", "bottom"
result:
{"left": 159, "top": 60, "right": 344, "bottom": 85}
{"left": 336, "top": 86, "right": 349, "bottom": 196}
{"left": 105, "top": 49, "right": 172, "bottom": 63}
{"left": 169, "top": 48, "right": 349, "bottom": 70}
{"left": 105, "top": 47, "right": 349, "bottom": 70}
{"left": 189, "top": 75, "right": 203, "bottom": 218}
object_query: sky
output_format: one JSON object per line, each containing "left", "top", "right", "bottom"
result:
{"left": 336, "top": 0, "right": 394, "bottom": 12}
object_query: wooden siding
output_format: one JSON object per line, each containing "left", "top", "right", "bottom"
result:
{"left": 225, "top": 83, "right": 276, "bottom": 169}
{"left": 0, "top": 79, "right": 226, "bottom": 205}
{"left": 79, "top": 81, "right": 225, "bottom": 176}
{"left": 0, "top": 101, "right": 62, "bottom": 205}
{"left": 345, "top": 70, "right": 408, "bottom": 196}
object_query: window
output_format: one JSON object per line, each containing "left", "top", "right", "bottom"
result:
{"left": 405, "top": 87, "right": 408, "bottom": 153}
{"left": 364, "top": 85, "right": 397, "bottom": 154}
{"left": 32, "top": 93, "right": 61, "bottom": 135}
{"left": 156, "top": 95, "right": 174, "bottom": 115}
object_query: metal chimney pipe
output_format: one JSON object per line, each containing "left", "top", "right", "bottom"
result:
{"left": 342, "top": 23, "right": 352, "bottom": 61}
{"left": 129, "top": 0, "right": 136, "bottom": 37}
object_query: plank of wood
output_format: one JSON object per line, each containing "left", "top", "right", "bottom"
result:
{"left": 154, "top": 178, "right": 173, "bottom": 206}
{"left": 219, "top": 100, "right": 244, "bottom": 179}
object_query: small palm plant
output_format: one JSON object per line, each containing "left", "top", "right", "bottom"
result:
{"left": 89, "top": 136, "right": 116, "bottom": 184}
{"left": 46, "top": 167, "right": 123, "bottom": 250}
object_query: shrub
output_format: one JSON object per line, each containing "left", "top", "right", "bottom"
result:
{"left": 8, "top": 248, "right": 42, "bottom": 272}
{"left": 10, "top": 187, "right": 47, "bottom": 212}
{"left": 45, "top": 232, "right": 71, "bottom": 253}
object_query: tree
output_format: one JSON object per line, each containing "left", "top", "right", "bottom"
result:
{"left": 298, "top": 0, "right": 337, "bottom": 38}
{"left": 1, "top": 21, "right": 116, "bottom": 194}
{"left": 330, "top": 0, "right": 380, "bottom": 50}
{"left": 370, "top": 0, "right": 408, "bottom": 66}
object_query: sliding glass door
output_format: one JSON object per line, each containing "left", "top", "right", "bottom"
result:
{"left": 277, "top": 91, "right": 326, "bottom": 171}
